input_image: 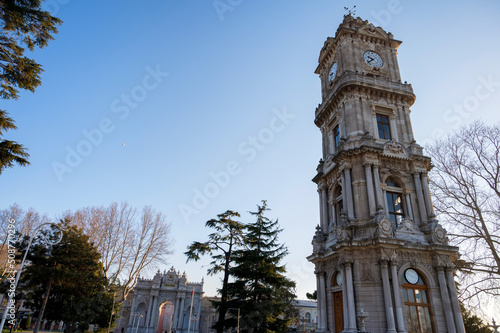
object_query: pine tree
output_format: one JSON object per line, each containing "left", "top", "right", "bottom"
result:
{"left": 185, "top": 210, "right": 245, "bottom": 333}
{"left": 226, "top": 201, "right": 297, "bottom": 333}
{"left": 0, "top": 0, "right": 62, "bottom": 173}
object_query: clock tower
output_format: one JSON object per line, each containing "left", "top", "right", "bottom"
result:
{"left": 308, "top": 16, "right": 465, "bottom": 333}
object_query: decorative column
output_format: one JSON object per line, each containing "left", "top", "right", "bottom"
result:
{"left": 373, "top": 164, "right": 384, "bottom": 207}
{"left": 389, "top": 114, "right": 399, "bottom": 142}
{"left": 330, "top": 203, "right": 337, "bottom": 230}
{"left": 344, "top": 168, "right": 355, "bottom": 219}
{"left": 380, "top": 260, "right": 397, "bottom": 333}
{"left": 413, "top": 173, "right": 428, "bottom": 223}
{"left": 364, "top": 164, "right": 376, "bottom": 215}
{"left": 322, "top": 187, "right": 329, "bottom": 232}
{"left": 318, "top": 188, "right": 326, "bottom": 232}
{"left": 151, "top": 295, "right": 159, "bottom": 331}
{"left": 345, "top": 262, "right": 357, "bottom": 332}
{"left": 195, "top": 298, "right": 202, "bottom": 330}
{"left": 390, "top": 261, "right": 406, "bottom": 333}
{"left": 172, "top": 297, "right": 181, "bottom": 330}
{"left": 341, "top": 173, "right": 348, "bottom": 214}
{"left": 146, "top": 296, "right": 154, "bottom": 327}
{"left": 316, "top": 271, "right": 328, "bottom": 332}
{"left": 177, "top": 297, "right": 185, "bottom": 330}
{"left": 383, "top": 190, "right": 389, "bottom": 215}
{"left": 404, "top": 194, "right": 414, "bottom": 220}
{"left": 437, "top": 267, "right": 457, "bottom": 333}
{"left": 420, "top": 173, "right": 435, "bottom": 217}
{"left": 129, "top": 295, "right": 138, "bottom": 325}
{"left": 446, "top": 268, "right": 465, "bottom": 333}
{"left": 341, "top": 266, "right": 349, "bottom": 332}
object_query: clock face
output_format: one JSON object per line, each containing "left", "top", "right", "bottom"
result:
{"left": 336, "top": 272, "right": 343, "bottom": 286}
{"left": 363, "top": 51, "right": 383, "bottom": 68}
{"left": 405, "top": 269, "right": 419, "bottom": 284}
{"left": 329, "top": 62, "right": 338, "bottom": 82}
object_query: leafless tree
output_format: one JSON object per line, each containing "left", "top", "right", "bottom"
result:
{"left": 426, "top": 121, "right": 500, "bottom": 312}
{"left": 0, "top": 204, "right": 50, "bottom": 276}
{"left": 64, "top": 202, "right": 174, "bottom": 300}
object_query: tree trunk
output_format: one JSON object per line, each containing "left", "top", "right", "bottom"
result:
{"left": 33, "top": 277, "right": 52, "bottom": 333}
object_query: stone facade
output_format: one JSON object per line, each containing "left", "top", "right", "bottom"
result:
{"left": 308, "top": 16, "right": 465, "bottom": 333}
{"left": 119, "top": 267, "right": 204, "bottom": 333}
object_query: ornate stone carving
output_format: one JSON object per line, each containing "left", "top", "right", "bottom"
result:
{"left": 383, "top": 139, "right": 407, "bottom": 157}
{"left": 361, "top": 261, "right": 373, "bottom": 281}
{"left": 421, "top": 215, "right": 449, "bottom": 245}
{"left": 336, "top": 210, "right": 352, "bottom": 241}
{"left": 312, "top": 225, "right": 327, "bottom": 253}
{"left": 324, "top": 154, "right": 336, "bottom": 172}
{"left": 373, "top": 205, "right": 394, "bottom": 238}
{"left": 395, "top": 218, "right": 427, "bottom": 244}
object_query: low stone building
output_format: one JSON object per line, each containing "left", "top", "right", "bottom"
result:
{"left": 292, "top": 300, "right": 318, "bottom": 332}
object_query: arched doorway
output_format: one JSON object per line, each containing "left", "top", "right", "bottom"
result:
{"left": 156, "top": 301, "right": 175, "bottom": 333}
{"left": 332, "top": 272, "right": 344, "bottom": 333}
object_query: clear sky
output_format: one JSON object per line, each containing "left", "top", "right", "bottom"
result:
{"left": 2, "top": 0, "right": 500, "bottom": 319}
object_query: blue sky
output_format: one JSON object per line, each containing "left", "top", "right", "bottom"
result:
{"left": 2, "top": 0, "right": 500, "bottom": 317}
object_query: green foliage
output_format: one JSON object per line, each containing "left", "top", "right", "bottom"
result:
{"left": 0, "top": 0, "right": 62, "bottom": 173}
{"left": 0, "top": 110, "right": 29, "bottom": 172}
{"left": 306, "top": 290, "right": 317, "bottom": 300}
{"left": 16, "top": 220, "right": 116, "bottom": 332}
{"left": 461, "top": 304, "right": 493, "bottom": 333}
{"left": 225, "top": 201, "right": 298, "bottom": 333}
{"left": 185, "top": 210, "right": 245, "bottom": 333}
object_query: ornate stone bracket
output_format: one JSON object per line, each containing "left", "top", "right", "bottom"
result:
{"left": 373, "top": 205, "right": 394, "bottom": 238}
{"left": 395, "top": 218, "right": 428, "bottom": 244}
{"left": 383, "top": 139, "right": 407, "bottom": 158}
{"left": 420, "top": 215, "right": 450, "bottom": 245}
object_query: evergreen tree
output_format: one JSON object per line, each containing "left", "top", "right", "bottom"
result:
{"left": 460, "top": 304, "right": 493, "bottom": 333}
{"left": 16, "top": 220, "right": 115, "bottom": 333}
{"left": 185, "top": 211, "right": 245, "bottom": 333}
{"left": 0, "top": 0, "right": 62, "bottom": 173}
{"left": 226, "top": 201, "right": 297, "bottom": 333}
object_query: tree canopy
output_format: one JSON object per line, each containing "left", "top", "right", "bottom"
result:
{"left": 185, "top": 210, "right": 245, "bottom": 333}
{"left": 225, "top": 201, "right": 297, "bottom": 333}
{"left": 16, "top": 220, "right": 116, "bottom": 333}
{"left": 0, "top": 0, "right": 62, "bottom": 173}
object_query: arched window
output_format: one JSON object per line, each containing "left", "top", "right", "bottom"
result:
{"left": 401, "top": 269, "right": 435, "bottom": 333}
{"left": 305, "top": 312, "right": 311, "bottom": 323}
{"left": 333, "top": 186, "right": 343, "bottom": 224}
{"left": 385, "top": 177, "right": 405, "bottom": 227}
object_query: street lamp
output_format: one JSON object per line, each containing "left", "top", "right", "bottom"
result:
{"left": 228, "top": 308, "right": 240, "bottom": 333}
{"left": 0, "top": 223, "right": 63, "bottom": 332}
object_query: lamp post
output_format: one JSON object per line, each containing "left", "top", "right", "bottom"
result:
{"left": 0, "top": 223, "right": 63, "bottom": 333}
{"left": 228, "top": 308, "right": 240, "bottom": 333}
